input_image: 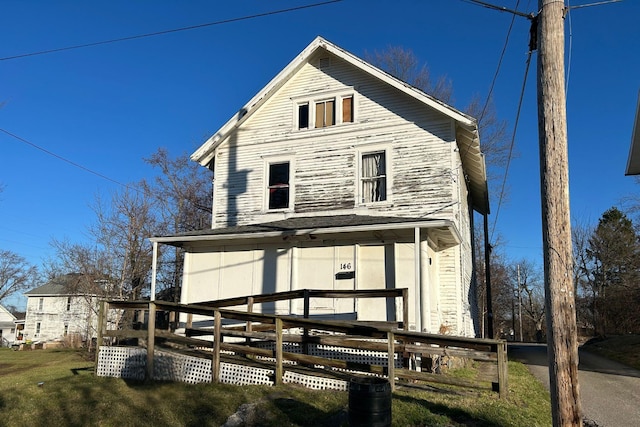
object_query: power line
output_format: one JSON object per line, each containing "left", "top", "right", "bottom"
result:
{"left": 459, "top": 0, "right": 534, "bottom": 18}
{"left": 0, "top": 127, "right": 132, "bottom": 189}
{"left": 490, "top": 50, "right": 534, "bottom": 241}
{"left": 478, "top": 0, "right": 523, "bottom": 123}
{"left": 0, "top": 1, "right": 342, "bottom": 62}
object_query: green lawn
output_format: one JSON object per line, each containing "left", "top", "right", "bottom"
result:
{"left": 0, "top": 348, "right": 551, "bottom": 426}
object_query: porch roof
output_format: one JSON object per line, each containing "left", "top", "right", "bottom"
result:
{"left": 150, "top": 214, "right": 461, "bottom": 249}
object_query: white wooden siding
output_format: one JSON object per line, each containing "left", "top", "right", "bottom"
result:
{"left": 23, "top": 295, "right": 97, "bottom": 342}
{"left": 212, "top": 52, "right": 460, "bottom": 228}
{"left": 186, "top": 48, "right": 481, "bottom": 337}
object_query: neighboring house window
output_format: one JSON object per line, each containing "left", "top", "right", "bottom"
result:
{"left": 67, "top": 297, "right": 71, "bottom": 311}
{"left": 35, "top": 322, "right": 41, "bottom": 336}
{"left": 267, "top": 162, "right": 290, "bottom": 210}
{"left": 295, "top": 92, "right": 354, "bottom": 130}
{"left": 38, "top": 298, "right": 43, "bottom": 311}
{"left": 361, "top": 151, "right": 387, "bottom": 203}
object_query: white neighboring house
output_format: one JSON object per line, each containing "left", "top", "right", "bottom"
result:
{"left": 0, "top": 304, "right": 18, "bottom": 347}
{"left": 23, "top": 273, "right": 100, "bottom": 344}
{"left": 150, "top": 36, "right": 490, "bottom": 337}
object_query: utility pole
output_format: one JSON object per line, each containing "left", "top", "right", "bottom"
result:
{"left": 536, "top": 1, "right": 582, "bottom": 425}
{"left": 484, "top": 215, "right": 494, "bottom": 338}
{"left": 517, "top": 264, "right": 523, "bottom": 342}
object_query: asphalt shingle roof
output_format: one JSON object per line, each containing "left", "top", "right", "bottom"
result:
{"left": 156, "top": 214, "right": 441, "bottom": 239}
{"left": 24, "top": 273, "right": 98, "bottom": 296}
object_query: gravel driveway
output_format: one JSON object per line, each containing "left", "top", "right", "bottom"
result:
{"left": 508, "top": 343, "right": 640, "bottom": 427}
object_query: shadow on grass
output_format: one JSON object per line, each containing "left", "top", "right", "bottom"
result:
{"left": 70, "top": 366, "right": 94, "bottom": 375}
{"left": 271, "top": 396, "right": 347, "bottom": 427}
{"left": 393, "top": 389, "right": 500, "bottom": 427}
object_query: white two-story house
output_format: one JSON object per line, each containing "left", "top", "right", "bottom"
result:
{"left": 150, "top": 36, "right": 489, "bottom": 337}
{"left": 23, "top": 273, "right": 100, "bottom": 344}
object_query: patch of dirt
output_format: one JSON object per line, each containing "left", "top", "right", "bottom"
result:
{"left": 0, "top": 363, "right": 25, "bottom": 376}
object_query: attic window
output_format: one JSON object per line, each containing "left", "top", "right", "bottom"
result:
{"left": 319, "top": 57, "right": 331, "bottom": 69}
{"left": 298, "top": 103, "right": 309, "bottom": 129}
{"left": 315, "top": 99, "right": 335, "bottom": 128}
{"left": 343, "top": 96, "right": 353, "bottom": 123}
{"left": 295, "top": 93, "right": 354, "bottom": 130}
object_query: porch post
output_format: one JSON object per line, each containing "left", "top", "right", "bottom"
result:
{"left": 414, "top": 227, "right": 422, "bottom": 332}
{"left": 150, "top": 241, "right": 158, "bottom": 301}
{"left": 146, "top": 301, "right": 156, "bottom": 381}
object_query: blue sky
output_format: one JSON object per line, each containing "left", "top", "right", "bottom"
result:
{"left": 1, "top": 0, "right": 639, "bottom": 309}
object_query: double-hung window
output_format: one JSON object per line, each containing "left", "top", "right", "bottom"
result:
{"left": 267, "top": 161, "right": 291, "bottom": 210}
{"left": 361, "top": 151, "right": 387, "bottom": 203}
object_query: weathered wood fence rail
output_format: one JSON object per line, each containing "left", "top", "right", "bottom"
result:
{"left": 96, "top": 289, "right": 508, "bottom": 398}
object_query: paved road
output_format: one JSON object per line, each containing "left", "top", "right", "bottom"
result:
{"left": 508, "top": 343, "right": 640, "bottom": 427}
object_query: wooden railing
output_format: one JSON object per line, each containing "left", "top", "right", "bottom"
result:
{"left": 96, "top": 290, "right": 508, "bottom": 398}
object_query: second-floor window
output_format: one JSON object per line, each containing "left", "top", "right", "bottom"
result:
{"left": 361, "top": 151, "right": 387, "bottom": 203}
{"left": 66, "top": 297, "right": 71, "bottom": 311}
{"left": 267, "top": 161, "right": 290, "bottom": 210}
{"left": 38, "top": 298, "right": 44, "bottom": 311}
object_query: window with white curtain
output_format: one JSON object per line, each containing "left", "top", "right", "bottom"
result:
{"left": 361, "top": 151, "right": 386, "bottom": 203}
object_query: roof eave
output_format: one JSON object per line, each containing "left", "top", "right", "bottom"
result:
{"left": 151, "top": 218, "right": 460, "bottom": 247}
{"left": 191, "top": 36, "right": 479, "bottom": 167}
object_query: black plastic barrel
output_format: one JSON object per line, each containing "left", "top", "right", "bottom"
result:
{"left": 348, "top": 376, "right": 392, "bottom": 427}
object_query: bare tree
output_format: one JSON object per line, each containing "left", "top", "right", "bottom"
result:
{"left": 0, "top": 250, "right": 39, "bottom": 303}
{"left": 50, "top": 183, "right": 157, "bottom": 301}
{"left": 510, "top": 259, "right": 546, "bottom": 342}
{"left": 365, "top": 46, "right": 510, "bottom": 181}
{"left": 90, "top": 184, "right": 158, "bottom": 301}
{"left": 572, "top": 217, "right": 596, "bottom": 335}
{"left": 365, "top": 46, "right": 454, "bottom": 104}
{"left": 142, "top": 148, "right": 212, "bottom": 301}
{"left": 144, "top": 148, "right": 212, "bottom": 234}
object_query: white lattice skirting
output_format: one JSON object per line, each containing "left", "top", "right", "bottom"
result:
{"left": 96, "top": 346, "right": 349, "bottom": 390}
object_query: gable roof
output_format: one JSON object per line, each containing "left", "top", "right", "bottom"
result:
{"left": 24, "top": 273, "right": 102, "bottom": 297}
{"left": 625, "top": 90, "right": 640, "bottom": 175}
{"left": 0, "top": 304, "right": 17, "bottom": 321}
{"left": 191, "top": 36, "right": 489, "bottom": 214}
